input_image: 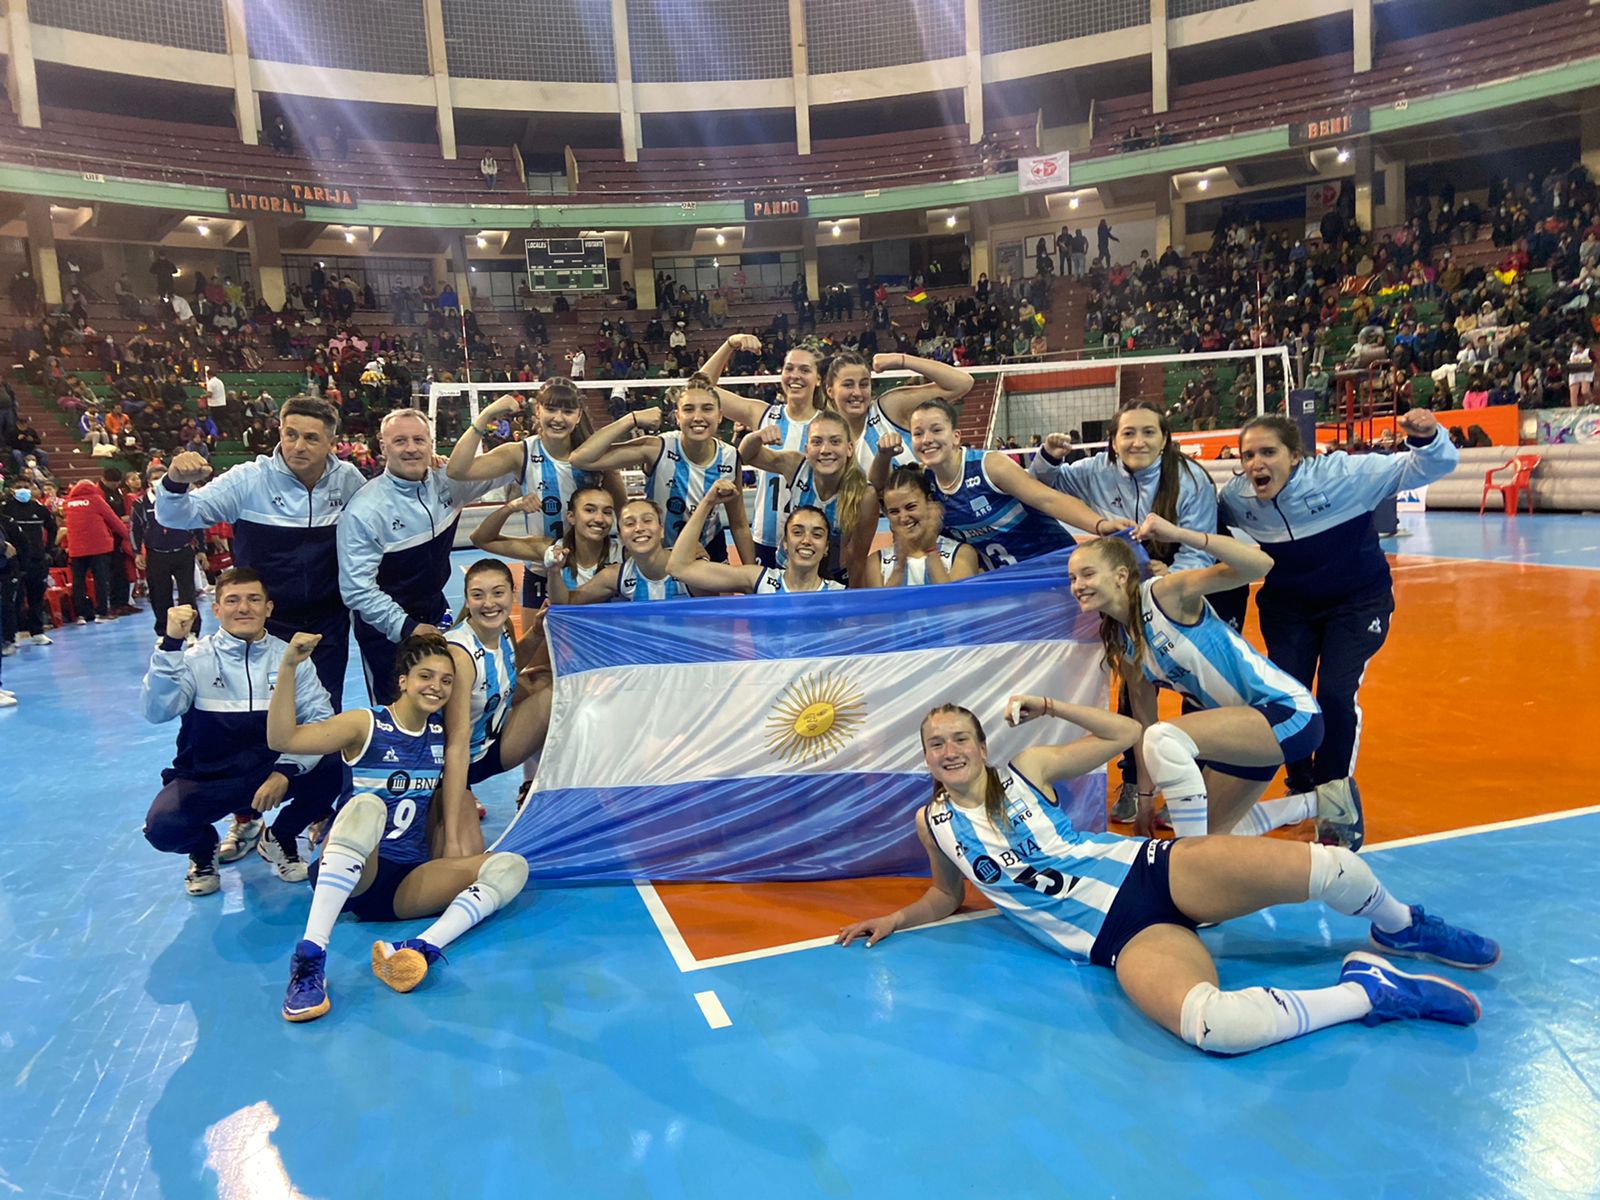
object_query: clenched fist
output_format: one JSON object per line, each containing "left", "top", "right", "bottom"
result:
{"left": 165, "top": 452, "right": 213, "bottom": 485}
{"left": 166, "top": 605, "right": 197, "bottom": 640}
{"left": 283, "top": 631, "right": 322, "bottom": 665}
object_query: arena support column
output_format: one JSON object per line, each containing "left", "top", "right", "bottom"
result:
{"left": 1352, "top": 0, "right": 1374, "bottom": 74}
{"left": 610, "top": 0, "right": 642, "bottom": 161}
{"left": 1150, "top": 0, "right": 1169, "bottom": 116}
{"left": 1156, "top": 181, "right": 1183, "bottom": 257}
{"left": 787, "top": 0, "right": 812, "bottom": 156}
{"left": 1581, "top": 98, "right": 1600, "bottom": 183}
{"left": 247, "top": 220, "right": 287, "bottom": 312}
{"left": 802, "top": 221, "right": 819, "bottom": 304}
{"left": 3, "top": 0, "right": 41, "bottom": 130}
{"left": 969, "top": 205, "right": 991, "bottom": 284}
{"left": 963, "top": 0, "right": 982, "bottom": 143}
{"left": 631, "top": 228, "right": 656, "bottom": 304}
{"left": 1353, "top": 143, "right": 1376, "bottom": 239}
{"left": 221, "top": 0, "right": 258, "bottom": 145}
{"left": 22, "top": 197, "right": 61, "bottom": 307}
{"left": 422, "top": 0, "right": 458, "bottom": 160}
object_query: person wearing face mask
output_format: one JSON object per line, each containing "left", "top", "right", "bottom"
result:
{"left": 338, "top": 408, "right": 510, "bottom": 705}
{"left": 0, "top": 481, "right": 55, "bottom": 654}
{"left": 1217, "top": 409, "right": 1457, "bottom": 848}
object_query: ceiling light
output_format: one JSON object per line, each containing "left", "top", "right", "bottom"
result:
{"left": 1336, "top": 148, "right": 1351, "bottom": 164}
{"left": 945, "top": 214, "right": 957, "bottom": 227}
{"left": 1197, "top": 178, "right": 1209, "bottom": 192}
{"left": 1068, "top": 196, "right": 1080, "bottom": 209}
{"left": 831, "top": 223, "right": 842, "bottom": 237}
{"left": 712, "top": 258, "right": 720, "bottom": 268}
{"left": 476, "top": 236, "right": 487, "bottom": 248}
{"left": 196, "top": 223, "right": 210, "bottom": 237}
{"left": 715, "top": 232, "right": 726, "bottom": 246}
{"left": 344, "top": 230, "right": 356, "bottom": 243}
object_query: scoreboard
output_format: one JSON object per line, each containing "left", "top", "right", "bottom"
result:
{"left": 525, "top": 236, "right": 609, "bottom": 293}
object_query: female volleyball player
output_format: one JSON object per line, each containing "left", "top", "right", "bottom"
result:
{"left": 1216, "top": 408, "right": 1459, "bottom": 847}
{"left": 444, "top": 378, "right": 627, "bottom": 608}
{"left": 268, "top": 631, "right": 529, "bottom": 1023}
{"left": 1032, "top": 400, "right": 1225, "bottom": 823}
{"left": 669, "top": 483, "right": 844, "bottom": 595}
{"left": 822, "top": 349, "right": 973, "bottom": 474}
{"left": 837, "top": 699, "right": 1498, "bottom": 1056}
{"left": 871, "top": 398, "right": 1127, "bottom": 569}
{"left": 701, "top": 335, "right": 826, "bottom": 565}
{"left": 551, "top": 498, "right": 699, "bottom": 603}
{"left": 439, "top": 560, "right": 552, "bottom": 840}
{"left": 569, "top": 374, "right": 754, "bottom": 564}
{"left": 860, "top": 468, "right": 980, "bottom": 587}
{"left": 471, "top": 486, "right": 622, "bottom": 593}
{"left": 738, "top": 410, "right": 877, "bottom": 583}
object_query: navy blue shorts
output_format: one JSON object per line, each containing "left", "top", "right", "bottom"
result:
{"left": 308, "top": 853, "right": 416, "bottom": 923}
{"left": 466, "top": 736, "right": 508, "bottom": 786}
{"left": 521, "top": 569, "right": 548, "bottom": 609}
{"left": 1088, "top": 839, "right": 1197, "bottom": 968}
{"left": 752, "top": 543, "right": 780, "bottom": 568}
{"left": 1200, "top": 704, "right": 1325, "bottom": 782}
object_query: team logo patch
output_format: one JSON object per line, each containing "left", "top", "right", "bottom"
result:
{"left": 382, "top": 748, "right": 400, "bottom": 763}
{"left": 386, "top": 770, "right": 412, "bottom": 794}
{"left": 972, "top": 855, "right": 1002, "bottom": 884}
{"left": 430, "top": 744, "right": 445, "bottom": 763}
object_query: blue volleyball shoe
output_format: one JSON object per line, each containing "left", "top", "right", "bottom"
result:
{"left": 1370, "top": 905, "right": 1501, "bottom": 969}
{"left": 282, "top": 939, "right": 331, "bottom": 1023}
{"left": 1341, "top": 952, "right": 1481, "bottom": 1027}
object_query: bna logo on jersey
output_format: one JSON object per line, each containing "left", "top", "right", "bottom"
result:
{"left": 386, "top": 770, "right": 412, "bottom": 794}
{"left": 971, "top": 855, "right": 1002, "bottom": 884}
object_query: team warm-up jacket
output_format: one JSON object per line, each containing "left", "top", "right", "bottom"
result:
{"left": 140, "top": 628, "right": 334, "bottom": 784}
{"left": 1218, "top": 429, "right": 1458, "bottom": 611}
{"left": 337, "top": 467, "right": 505, "bottom": 641}
{"left": 154, "top": 452, "right": 367, "bottom": 618}
{"left": 1029, "top": 449, "right": 1219, "bottom": 571}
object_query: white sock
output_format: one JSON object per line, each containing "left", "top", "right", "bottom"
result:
{"left": 302, "top": 848, "right": 364, "bottom": 949}
{"left": 409, "top": 883, "right": 502, "bottom": 951}
{"left": 1228, "top": 791, "right": 1317, "bottom": 836}
{"left": 1182, "top": 980, "right": 1373, "bottom": 1054}
{"left": 1307, "top": 843, "right": 1412, "bottom": 933}
{"left": 1168, "top": 793, "right": 1209, "bottom": 838}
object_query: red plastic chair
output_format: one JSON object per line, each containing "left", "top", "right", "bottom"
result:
{"left": 1479, "top": 454, "right": 1541, "bottom": 515}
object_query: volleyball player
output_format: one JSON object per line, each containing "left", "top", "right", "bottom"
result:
{"left": 836, "top": 699, "right": 1498, "bottom": 1056}
{"left": 701, "top": 335, "right": 825, "bottom": 565}
{"left": 860, "top": 468, "right": 980, "bottom": 587}
{"left": 552, "top": 498, "right": 699, "bottom": 603}
{"left": 471, "top": 487, "right": 622, "bottom": 595}
{"left": 872, "top": 399, "right": 1126, "bottom": 568}
{"left": 444, "top": 378, "right": 628, "bottom": 609}
{"left": 738, "top": 410, "right": 877, "bottom": 583}
{"left": 569, "top": 375, "right": 754, "bottom": 564}
{"left": 268, "top": 631, "right": 530, "bottom": 1022}
{"left": 1031, "top": 400, "right": 1224, "bottom": 823}
{"left": 1217, "top": 409, "right": 1459, "bottom": 847}
{"left": 669, "top": 484, "right": 843, "bottom": 595}
{"left": 440, "top": 560, "right": 552, "bottom": 852}
{"left": 822, "top": 349, "right": 972, "bottom": 474}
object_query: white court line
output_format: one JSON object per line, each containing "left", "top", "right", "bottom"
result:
{"left": 638, "top": 805, "right": 1600, "bottom": 974}
{"left": 693, "top": 990, "right": 733, "bottom": 1030}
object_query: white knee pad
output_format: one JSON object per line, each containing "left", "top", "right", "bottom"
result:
{"left": 1307, "top": 842, "right": 1383, "bottom": 917}
{"left": 1142, "top": 722, "right": 1205, "bottom": 799}
{"left": 475, "top": 852, "right": 529, "bottom": 907}
{"left": 1179, "top": 982, "right": 1284, "bottom": 1055}
{"left": 327, "top": 792, "right": 386, "bottom": 858}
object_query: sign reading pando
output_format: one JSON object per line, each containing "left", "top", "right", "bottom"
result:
{"left": 744, "top": 196, "right": 808, "bottom": 219}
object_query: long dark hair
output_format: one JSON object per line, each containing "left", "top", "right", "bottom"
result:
{"left": 920, "top": 704, "right": 1010, "bottom": 832}
{"left": 1238, "top": 413, "right": 1303, "bottom": 456}
{"left": 536, "top": 376, "right": 596, "bottom": 447}
{"left": 1108, "top": 401, "right": 1211, "bottom": 565}
{"left": 393, "top": 631, "right": 453, "bottom": 684}
{"left": 559, "top": 485, "right": 617, "bottom": 565}
{"left": 455, "top": 559, "right": 515, "bottom": 629}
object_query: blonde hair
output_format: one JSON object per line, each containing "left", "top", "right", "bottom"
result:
{"left": 808, "top": 410, "right": 868, "bottom": 538}
{"left": 1077, "top": 537, "right": 1145, "bottom": 686}
{"left": 920, "top": 704, "right": 1011, "bottom": 832}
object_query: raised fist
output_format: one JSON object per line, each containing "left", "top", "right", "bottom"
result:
{"left": 758, "top": 425, "right": 783, "bottom": 446}
{"left": 1005, "top": 694, "right": 1049, "bottom": 726}
{"left": 707, "top": 479, "right": 741, "bottom": 505}
{"left": 1043, "top": 432, "right": 1073, "bottom": 458}
{"left": 871, "top": 353, "right": 901, "bottom": 373}
{"left": 1133, "top": 513, "right": 1179, "bottom": 545}
{"left": 876, "top": 430, "right": 905, "bottom": 459}
{"left": 728, "top": 334, "right": 762, "bottom": 354}
{"left": 165, "top": 451, "right": 213, "bottom": 485}
{"left": 543, "top": 543, "right": 569, "bottom": 569}
{"left": 481, "top": 394, "right": 524, "bottom": 420}
{"left": 631, "top": 407, "right": 664, "bottom": 434}
{"left": 1396, "top": 407, "right": 1439, "bottom": 440}
{"left": 284, "top": 631, "right": 322, "bottom": 664}
{"left": 165, "top": 604, "right": 197, "bottom": 640}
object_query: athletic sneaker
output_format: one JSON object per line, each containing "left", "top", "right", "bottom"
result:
{"left": 30, "top": 634, "right": 52, "bottom": 645}
{"left": 185, "top": 852, "right": 221, "bottom": 896}
{"left": 282, "top": 940, "right": 331, "bottom": 1022}
{"left": 371, "top": 938, "right": 445, "bottom": 994}
{"left": 1110, "top": 780, "right": 1138, "bottom": 824}
{"left": 1315, "top": 778, "right": 1365, "bottom": 851}
{"left": 1370, "top": 905, "right": 1500, "bottom": 969}
{"left": 0, "top": 642, "right": 15, "bottom": 657}
{"left": 217, "top": 817, "right": 263, "bottom": 864}
{"left": 1340, "top": 951, "right": 1481, "bottom": 1026}
{"left": 257, "top": 826, "right": 309, "bottom": 883}
{"left": 0, "top": 690, "right": 17, "bottom": 707}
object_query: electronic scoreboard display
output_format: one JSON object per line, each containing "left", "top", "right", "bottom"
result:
{"left": 525, "top": 236, "right": 609, "bottom": 293}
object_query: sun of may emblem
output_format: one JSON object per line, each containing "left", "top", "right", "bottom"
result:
{"left": 764, "top": 670, "right": 868, "bottom": 765}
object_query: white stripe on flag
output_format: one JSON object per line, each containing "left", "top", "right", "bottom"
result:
{"left": 538, "top": 638, "right": 1105, "bottom": 792}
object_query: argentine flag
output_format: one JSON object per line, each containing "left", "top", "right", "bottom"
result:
{"left": 495, "top": 550, "right": 1111, "bottom": 881}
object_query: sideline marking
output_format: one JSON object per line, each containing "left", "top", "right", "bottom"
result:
{"left": 694, "top": 990, "right": 732, "bottom": 1029}
{"left": 640, "top": 805, "right": 1600, "bottom": 973}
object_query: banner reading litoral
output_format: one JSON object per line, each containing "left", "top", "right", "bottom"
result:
{"left": 1017, "top": 150, "right": 1071, "bottom": 194}
{"left": 494, "top": 551, "right": 1110, "bottom": 882}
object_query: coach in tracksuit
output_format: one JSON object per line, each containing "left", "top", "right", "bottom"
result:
{"left": 1219, "top": 407, "right": 1457, "bottom": 818}
{"left": 140, "top": 567, "right": 343, "bottom": 896}
{"left": 339, "top": 408, "right": 508, "bottom": 704}
{"left": 157, "top": 395, "right": 365, "bottom": 708}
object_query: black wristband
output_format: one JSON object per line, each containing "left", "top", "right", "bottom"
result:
{"left": 159, "top": 636, "right": 185, "bottom": 651}
{"left": 1038, "top": 448, "right": 1063, "bottom": 467}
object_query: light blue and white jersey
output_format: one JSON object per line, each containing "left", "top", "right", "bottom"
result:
{"left": 343, "top": 706, "right": 445, "bottom": 866}
{"left": 521, "top": 435, "right": 602, "bottom": 551}
{"left": 875, "top": 536, "right": 962, "bottom": 586}
{"left": 1029, "top": 451, "right": 1218, "bottom": 571}
{"left": 753, "top": 402, "right": 815, "bottom": 549}
{"left": 444, "top": 622, "right": 516, "bottom": 762}
{"left": 852, "top": 398, "right": 916, "bottom": 475}
{"left": 1133, "top": 578, "right": 1319, "bottom": 731}
{"left": 785, "top": 460, "right": 842, "bottom": 534}
{"left": 932, "top": 448, "right": 1077, "bottom": 569}
{"left": 927, "top": 763, "right": 1142, "bottom": 961}
{"left": 561, "top": 538, "right": 622, "bottom": 592}
{"left": 754, "top": 568, "right": 845, "bottom": 595}
{"left": 617, "top": 558, "right": 690, "bottom": 602}
{"left": 645, "top": 431, "right": 740, "bottom": 548}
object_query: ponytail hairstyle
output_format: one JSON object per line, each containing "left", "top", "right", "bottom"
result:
{"left": 1108, "top": 401, "right": 1211, "bottom": 565}
{"left": 784, "top": 345, "right": 829, "bottom": 413}
{"left": 807, "top": 410, "right": 869, "bottom": 538}
{"left": 919, "top": 704, "right": 1011, "bottom": 832}
{"left": 823, "top": 348, "right": 871, "bottom": 404}
{"left": 455, "top": 558, "right": 515, "bottom": 627}
{"left": 1076, "top": 537, "right": 1146, "bottom": 686}
{"left": 393, "top": 630, "right": 454, "bottom": 686}
{"left": 884, "top": 465, "right": 937, "bottom": 503}
{"left": 536, "top": 376, "right": 596, "bottom": 446}
{"left": 669, "top": 371, "right": 723, "bottom": 436}
{"left": 911, "top": 396, "right": 961, "bottom": 435}
{"left": 559, "top": 484, "right": 618, "bottom": 565}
